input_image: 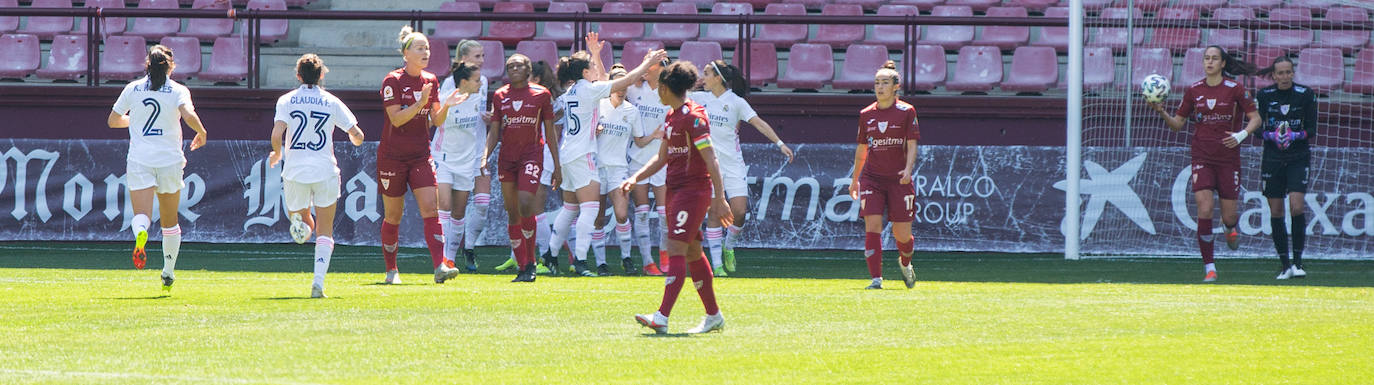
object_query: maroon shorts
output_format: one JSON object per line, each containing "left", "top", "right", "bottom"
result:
{"left": 498, "top": 157, "right": 542, "bottom": 194}
{"left": 377, "top": 156, "right": 436, "bottom": 197}
{"left": 858, "top": 176, "right": 916, "bottom": 222}
{"left": 665, "top": 187, "right": 711, "bottom": 243}
{"left": 1191, "top": 161, "right": 1240, "bottom": 200}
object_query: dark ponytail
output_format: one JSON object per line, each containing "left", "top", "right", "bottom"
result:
{"left": 146, "top": 45, "right": 173, "bottom": 90}
{"left": 708, "top": 60, "right": 748, "bottom": 98}
{"left": 1257, "top": 55, "right": 1295, "bottom": 78}
{"left": 1207, "top": 45, "right": 1256, "bottom": 78}
{"left": 452, "top": 61, "right": 479, "bottom": 86}
{"left": 659, "top": 60, "right": 699, "bottom": 99}
{"left": 296, "top": 53, "right": 326, "bottom": 86}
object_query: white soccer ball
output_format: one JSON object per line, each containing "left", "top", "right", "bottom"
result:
{"left": 1140, "top": 74, "right": 1170, "bottom": 104}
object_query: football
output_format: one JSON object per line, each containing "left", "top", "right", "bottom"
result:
{"left": 1141, "top": 74, "right": 1170, "bottom": 104}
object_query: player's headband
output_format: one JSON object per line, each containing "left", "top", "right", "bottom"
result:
{"left": 402, "top": 33, "right": 420, "bottom": 51}
{"left": 708, "top": 61, "right": 722, "bottom": 77}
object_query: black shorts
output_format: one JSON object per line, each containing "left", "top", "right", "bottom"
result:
{"left": 1260, "top": 158, "right": 1308, "bottom": 198}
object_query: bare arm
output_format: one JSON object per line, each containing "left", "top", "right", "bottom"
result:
{"left": 107, "top": 111, "right": 130, "bottom": 129}
{"left": 623, "top": 138, "right": 668, "bottom": 192}
{"left": 898, "top": 139, "right": 918, "bottom": 184}
{"left": 267, "top": 120, "right": 287, "bottom": 167}
{"left": 481, "top": 119, "right": 500, "bottom": 170}
{"left": 346, "top": 125, "right": 365, "bottom": 146}
{"left": 384, "top": 83, "right": 434, "bottom": 130}
{"left": 610, "top": 50, "right": 669, "bottom": 94}
{"left": 543, "top": 117, "right": 562, "bottom": 189}
{"left": 586, "top": 32, "right": 608, "bottom": 82}
{"left": 1150, "top": 102, "right": 1187, "bottom": 132}
{"left": 633, "top": 125, "right": 664, "bottom": 147}
{"left": 178, "top": 104, "right": 208, "bottom": 151}
{"left": 746, "top": 116, "right": 794, "bottom": 162}
{"left": 849, "top": 144, "right": 867, "bottom": 199}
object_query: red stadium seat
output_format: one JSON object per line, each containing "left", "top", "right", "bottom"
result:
{"left": 648, "top": 2, "right": 698, "bottom": 46}
{"left": 180, "top": 0, "right": 233, "bottom": 41}
{"left": 599, "top": 2, "right": 645, "bottom": 45}
{"left": 947, "top": 0, "right": 999, "bottom": 13}
{"left": 245, "top": 0, "right": 288, "bottom": 44}
{"left": 1004, "top": 0, "right": 1057, "bottom": 13}
{"left": 1263, "top": 8, "right": 1313, "bottom": 50}
{"left": 35, "top": 34, "right": 86, "bottom": 81}
{"left": 866, "top": 4, "right": 919, "bottom": 50}
{"left": 433, "top": 2, "right": 482, "bottom": 43}
{"left": 620, "top": 40, "right": 663, "bottom": 70}
{"left": 1315, "top": 7, "right": 1369, "bottom": 53}
{"left": 1082, "top": 46, "right": 1113, "bottom": 91}
{"left": 1110, "top": 0, "right": 1165, "bottom": 13}
{"left": 426, "top": 39, "right": 452, "bottom": 79}
{"left": 832, "top": 43, "right": 891, "bottom": 91}
{"left": 0, "top": 0, "right": 18, "bottom": 34}
{"left": 19, "top": 0, "right": 74, "bottom": 39}
{"left": 515, "top": 40, "right": 557, "bottom": 70}
{"left": 1127, "top": 48, "right": 1171, "bottom": 91}
{"left": 946, "top": 45, "right": 1002, "bottom": 93}
{"left": 908, "top": 44, "right": 946, "bottom": 91}
{"left": 754, "top": 3, "right": 807, "bottom": 49}
{"left": 1174, "top": 0, "right": 1227, "bottom": 14}
{"left": 733, "top": 42, "right": 777, "bottom": 86}
{"left": 832, "top": 0, "right": 885, "bottom": 12}
{"left": 1229, "top": 0, "right": 1282, "bottom": 14}
{"left": 1091, "top": 7, "right": 1144, "bottom": 53}
{"left": 888, "top": 0, "right": 945, "bottom": 12}
{"left": 100, "top": 35, "right": 147, "bottom": 81}
{"left": 1207, "top": 7, "right": 1253, "bottom": 51}
{"left": 537, "top": 2, "right": 587, "bottom": 47}
{"left": 781, "top": 0, "right": 826, "bottom": 11}
{"left": 566, "top": 0, "right": 609, "bottom": 9}
{"left": 1249, "top": 47, "right": 1284, "bottom": 89}
{"left": 700, "top": 3, "right": 750, "bottom": 47}
{"left": 199, "top": 36, "right": 247, "bottom": 84}
{"left": 509, "top": 0, "right": 551, "bottom": 8}
{"left": 75, "top": 0, "right": 126, "bottom": 36}
{"left": 1294, "top": 48, "right": 1341, "bottom": 94}
{"left": 668, "top": 0, "right": 713, "bottom": 10}
{"left": 127, "top": 0, "right": 180, "bottom": 41}
{"left": 1080, "top": 0, "right": 1114, "bottom": 13}
{"left": 0, "top": 33, "right": 40, "bottom": 79}
{"left": 1032, "top": 7, "right": 1071, "bottom": 53}
{"left": 477, "top": 40, "right": 505, "bottom": 81}
{"left": 919, "top": 6, "right": 974, "bottom": 51}
{"left": 739, "top": 0, "right": 772, "bottom": 11}
{"left": 975, "top": 6, "right": 1030, "bottom": 51}
{"left": 677, "top": 41, "right": 722, "bottom": 75}
{"left": 1344, "top": 48, "right": 1374, "bottom": 94}
{"left": 1287, "top": 0, "right": 1334, "bottom": 16}
{"left": 159, "top": 36, "right": 200, "bottom": 80}
{"left": 810, "top": 4, "right": 864, "bottom": 48}
{"left": 1151, "top": 7, "right": 1200, "bottom": 50}
{"left": 777, "top": 43, "right": 833, "bottom": 90}
{"left": 1001, "top": 46, "right": 1057, "bottom": 93}
{"left": 484, "top": 3, "right": 537, "bottom": 47}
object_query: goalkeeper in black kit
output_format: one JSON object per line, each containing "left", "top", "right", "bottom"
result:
{"left": 1255, "top": 56, "right": 1315, "bottom": 280}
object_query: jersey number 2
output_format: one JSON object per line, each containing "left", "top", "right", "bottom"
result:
{"left": 289, "top": 110, "right": 332, "bottom": 151}
{"left": 140, "top": 98, "right": 162, "bottom": 136}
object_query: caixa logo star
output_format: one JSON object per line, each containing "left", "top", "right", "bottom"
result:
{"left": 1054, "top": 153, "right": 1157, "bottom": 240}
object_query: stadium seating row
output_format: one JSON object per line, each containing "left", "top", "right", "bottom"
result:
{"left": 0, "top": 33, "right": 245, "bottom": 82}
{"left": 1, "top": 0, "right": 287, "bottom": 43}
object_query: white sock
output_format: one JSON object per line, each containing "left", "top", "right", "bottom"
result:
{"left": 132, "top": 214, "right": 150, "bottom": 235}
{"left": 705, "top": 227, "right": 724, "bottom": 267}
{"left": 633, "top": 205, "right": 652, "bottom": 264}
{"left": 549, "top": 203, "right": 577, "bottom": 258}
{"left": 616, "top": 220, "right": 633, "bottom": 261}
{"left": 575, "top": 202, "right": 599, "bottom": 262}
{"left": 464, "top": 193, "right": 491, "bottom": 252}
{"left": 161, "top": 225, "right": 181, "bottom": 278}
{"left": 535, "top": 213, "right": 550, "bottom": 256}
{"left": 450, "top": 217, "right": 465, "bottom": 259}
{"left": 1205, "top": 263, "right": 1216, "bottom": 273}
{"left": 655, "top": 206, "right": 667, "bottom": 256}
{"left": 592, "top": 226, "right": 607, "bottom": 266}
{"left": 725, "top": 224, "right": 743, "bottom": 251}
{"left": 438, "top": 210, "right": 456, "bottom": 262}
{"left": 314, "top": 236, "right": 334, "bottom": 287}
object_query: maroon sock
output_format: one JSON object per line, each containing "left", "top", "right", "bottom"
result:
{"left": 896, "top": 237, "right": 914, "bottom": 266}
{"left": 657, "top": 255, "right": 688, "bottom": 317}
{"left": 687, "top": 257, "right": 719, "bottom": 315}
{"left": 423, "top": 216, "right": 445, "bottom": 269}
{"left": 1198, "top": 217, "right": 1215, "bottom": 265}
{"left": 508, "top": 223, "right": 528, "bottom": 267}
{"left": 381, "top": 221, "right": 400, "bottom": 271}
{"left": 864, "top": 232, "right": 883, "bottom": 279}
{"left": 523, "top": 215, "right": 538, "bottom": 267}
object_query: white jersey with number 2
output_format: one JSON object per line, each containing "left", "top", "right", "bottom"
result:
{"left": 112, "top": 76, "right": 193, "bottom": 168}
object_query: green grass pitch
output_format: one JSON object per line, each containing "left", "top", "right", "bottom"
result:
{"left": 0, "top": 241, "right": 1371, "bottom": 384}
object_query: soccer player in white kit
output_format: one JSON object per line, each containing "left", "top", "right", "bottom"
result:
{"left": 690, "top": 60, "right": 793, "bottom": 276}
{"left": 266, "top": 54, "right": 364, "bottom": 298}
{"left": 589, "top": 65, "right": 643, "bottom": 276}
{"left": 625, "top": 59, "right": 670, "bottom": 276}
{"left": 106, "top": 45, "right": 209, "bottom": 293}
{"left": 434, "top": 40, "right": 492, "bottom": 273}
{"left": 546, "top": 32, "right": 667, "bottom": 276}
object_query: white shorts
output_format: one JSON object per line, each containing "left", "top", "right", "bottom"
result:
{"left": 719, "top": 165, "right": 749, "bottom": 199}
{"left": 283, "top": 176, "right": 341, "bottom": 212}
{"left": 598, "top": 165, "right": 629, "bottom": 195}
{"left": 435, "top": 157, "right": 478, "bottom": 192}
{"left": 126, "top": 161, "right": 184, "bottom": 194}
{"left": 559, "top": 153, "right": 598, "bottom": 191}
{"left": 628, "top": 161, "right": 666, "bottom": 187}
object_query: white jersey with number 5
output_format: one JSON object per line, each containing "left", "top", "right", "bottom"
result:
{"left": 688, "top": 90, "right": 757, "bottom": 174}
{"left": 560, "top": 78, "right": 613, "bottom": 162}
{"left": 112, "top": 76, "right": 193, "bottom": 168}
{"left": 274, "top": 85, "right": 359, "bottom": 184}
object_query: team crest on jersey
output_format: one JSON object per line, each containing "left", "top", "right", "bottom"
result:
{"left": 878, "top": 121, "right": 889, "bottom": 133}
{"left": 412, "top": 91, "right": 423, "bottom": 101}
{"left": 896, "top": 103, "right": 911, "bottom": 111}
{"left": 380, "top": 178, "right": 391, "bottom": 190}
{"left": 1205, "top": 99, "right": 1216, "bottom": 110}
{"left": 1280, "top": 105, "right": 1290, "bottom": 115}
{"left": 383, "top": 86, "right": 394, "bottom": 101}
{"left": 513, "top": 100, "right": 524, "bottom": 111}
{"left": 722, "top": 104, "right": 729, "bottom": 112}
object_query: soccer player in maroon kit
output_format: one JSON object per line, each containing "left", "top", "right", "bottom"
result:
{"left": 849, "top": 61, "right": 920, "bottom": 290}
{"left": 482, "top": 53, "right": 561, "bottom": 283}
{"left": 1149, "top": 45, "right": 1261, "bottom": 282}
{"left": 621, "top": 61, "right": 733, "bottom": 334}
{"left": 377, "top": 26, "right": 458, "bottom": 284}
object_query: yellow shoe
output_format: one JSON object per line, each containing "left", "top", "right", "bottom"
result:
{"left": 132, "top": 229, "right": 148, "bottom": 269}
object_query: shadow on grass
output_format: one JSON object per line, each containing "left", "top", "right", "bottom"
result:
{"left": 3, "top": 242, "right": 1371, "bottom": 288}
{"left": 641, "top": 333, "right": 691, "bottom": 338}
{"left": 104, "top": 295, "right": 171, "bottom": 300}
{"left": 255, "top": 296, "right": 325, "bottom": 300}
